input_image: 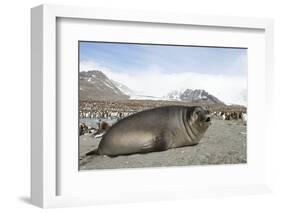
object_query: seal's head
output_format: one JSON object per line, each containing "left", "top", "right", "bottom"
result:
{"left": 193, "top": 106, "right": 211, "bottom": 129}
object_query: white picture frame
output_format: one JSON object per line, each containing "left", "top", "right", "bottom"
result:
{"left": 31, "top": 4, "right": 274, "bottom": 208}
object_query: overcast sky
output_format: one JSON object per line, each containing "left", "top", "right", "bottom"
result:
{"left": 79, "top": 41, "right": 247, "bottom": 105}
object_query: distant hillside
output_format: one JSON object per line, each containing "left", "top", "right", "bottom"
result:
{"left": 111, "top": 80, "right": 135, "bottom": 96}
{"left": 79, "top": 70, "right": 129, "bottom": 101}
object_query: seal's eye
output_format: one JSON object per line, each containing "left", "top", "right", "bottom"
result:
{"left": 206, "top": 117, "right": 211, "bottom": 122}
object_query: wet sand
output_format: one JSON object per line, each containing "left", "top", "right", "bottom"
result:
{"left": 79, "top": 119, "right": 247, "bottom": 170}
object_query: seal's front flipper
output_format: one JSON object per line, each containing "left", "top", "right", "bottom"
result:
{"left": 141, "top": 135, "right": 168, "bottom": 153}
{"left": 141, "top": 142, "right": 154, "bottom": 153}
{"left": 85, "top": 148, "right": 99, "bottom": 156}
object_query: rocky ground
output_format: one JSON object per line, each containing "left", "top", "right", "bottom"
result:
{"left": 79, "top": 119, "right": 247, "bottom": 170}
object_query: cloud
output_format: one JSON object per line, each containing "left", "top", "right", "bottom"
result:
{"left": 80, "top": 60, "right": 247, "bottom": 105}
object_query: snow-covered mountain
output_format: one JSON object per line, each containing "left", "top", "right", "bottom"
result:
{"left": 79, "top": 70, "right": 129, "bottom": 100}
{"left": 164, "top": 89, "right": 224, "bottom": 105}
{"left": 165, "top": 90, "right": 182, "bottom": 101}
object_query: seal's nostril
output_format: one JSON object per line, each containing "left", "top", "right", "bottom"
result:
{"left": 206, "top": 117, "right": 211, "bottom": 122}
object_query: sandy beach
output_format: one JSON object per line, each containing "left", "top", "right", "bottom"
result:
{"left": 79, "top": 118, "right": 247, "bottom": 170}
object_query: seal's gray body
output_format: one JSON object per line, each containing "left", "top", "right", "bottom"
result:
{"left": 97, "top": 106, "right": 211, "bottom": 156}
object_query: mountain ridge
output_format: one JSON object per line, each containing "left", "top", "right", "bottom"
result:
{"left": 80, "top": 70, "right": 226, "bottom": 105}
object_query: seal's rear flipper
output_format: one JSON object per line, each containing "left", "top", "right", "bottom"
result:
{"left": 94, "top": 132, "right": 106, "bottom": 138}
{"left": 86, "top": 148, "right": 99, "bottom": 156}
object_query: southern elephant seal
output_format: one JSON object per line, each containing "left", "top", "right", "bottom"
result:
{"left": 95, "top": 105, "right": 211, "bottom": 156}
